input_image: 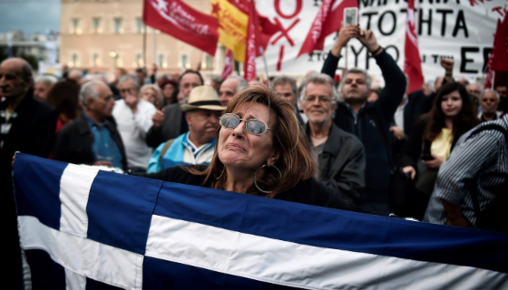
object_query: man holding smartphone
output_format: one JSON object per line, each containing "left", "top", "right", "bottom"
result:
{"left": 320, "top": 24, "right": 407, "bottom": 215}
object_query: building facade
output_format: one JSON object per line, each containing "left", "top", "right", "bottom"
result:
{"left": 60, "top": 0, "right": 226, "bottom": 82}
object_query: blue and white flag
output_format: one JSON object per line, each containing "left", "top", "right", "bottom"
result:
{"left": 13, "top": 153, "right": 508, "bottom": 289}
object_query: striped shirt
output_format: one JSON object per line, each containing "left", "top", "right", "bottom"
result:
{"left": 424, "top": 115, "right": 508, "bottom": 227}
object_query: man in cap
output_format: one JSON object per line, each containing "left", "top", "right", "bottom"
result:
{"left": 147, "top": 86, "right": 225, "bottom": 172}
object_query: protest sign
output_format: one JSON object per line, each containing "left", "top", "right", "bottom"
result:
{"left": 256, "top": 0, "right": 507, "bottom": 81}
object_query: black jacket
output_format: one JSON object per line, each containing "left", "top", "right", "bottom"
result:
{"left": 145, "top": 103, "right": 188, "bottom": 148}
{"left": 53, "top": 113, "right": 128, "bottom": 170}
{"left": 306, "top": 123, "right": 365, "bottom": 204}
{"left": 0, "top": 90, "right": 57, "bottom": 289}
{"left": 321, "top": 50, "right": 406, "bottom": 203}
{"left": 136, "top": 165, "right": 364, "bottom": 212}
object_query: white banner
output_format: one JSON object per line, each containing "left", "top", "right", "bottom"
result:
{"left": 256, "top": 0, "right": 507, "bottom": 82}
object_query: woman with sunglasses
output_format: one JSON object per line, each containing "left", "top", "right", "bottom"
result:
{"left": 137, "top": 84, "right": 360, "bottom": 211}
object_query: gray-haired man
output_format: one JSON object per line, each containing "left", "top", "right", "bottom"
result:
{"left": 53, "top": 81, "right": 128, "bottom": 170}
{"left": 219, "top": 74, "right": 248, "bottom": 107}
{"left": 34, "top": 75, "right": 57, "bottom": 101}
{"left": 301, "top": 73, "right": 365, "bottom": 204}
{"left": 272, "top": 75, "right": 306, "bottom": 125}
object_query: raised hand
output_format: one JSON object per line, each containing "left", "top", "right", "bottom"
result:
{"left": 440, "top": 58, "right": 454, "bottom": 73}
{"left": 356, "top": 29, "right": 380, "bottom": 54}
{"left": 331, "top": 23, "right": 360, "bottom": 57}
{"left": 152, "top": 108, "right": 165, "bottom": 129}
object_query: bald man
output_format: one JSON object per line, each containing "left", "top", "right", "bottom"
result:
{"left": 0, "top": 58, "right": 57, "bottom": 288}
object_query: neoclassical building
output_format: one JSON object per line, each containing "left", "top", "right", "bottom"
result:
{"left": 60, "top": 0, "right": 227, "bottom": 81}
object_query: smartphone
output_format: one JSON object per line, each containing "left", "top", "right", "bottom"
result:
{"left": 344, "top": 8, "right": 358, "bottom": 26}
{"left": 421, "top": 154, "right": 434, "bottom": 161}
{"left": 421, "top": 140, "right": 434, "bottom": 161}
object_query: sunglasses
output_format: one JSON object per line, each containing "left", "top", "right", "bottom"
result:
{"left": 219, "top": 113, "right": 273, "bottom": 136}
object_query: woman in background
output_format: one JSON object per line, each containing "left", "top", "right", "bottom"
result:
{"left": 159, "top": 79, "right": 178, "bottom": 106}
{"left": 46, "top": 79, "right": 82, "bottom": 133}
{"left": 140, "top": 84, "right": 164, "bottom": 110}
{"left": 398, "top": 82, "right": 480, "bottom": 219}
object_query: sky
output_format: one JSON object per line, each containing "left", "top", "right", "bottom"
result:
{"left": 0, "top": 0, "right": 61, "bottom": 38}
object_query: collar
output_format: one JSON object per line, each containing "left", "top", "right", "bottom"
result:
{"left": 83, "top": 111, "right": 105, "bottom": 128}
{"left": 305, "top": 121, "right": 341, "bottom": 156}
{"left": 344, "top": 102, "right": 367, "bottom": 116}
{"left": 182, "top": 132, "right": 217, "bottom": 151}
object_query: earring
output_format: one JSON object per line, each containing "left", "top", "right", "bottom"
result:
{"left": 254, "top": 164, "right": 282, "bottom": 194}
{"left": 215, "top": 165, "right": 226, "bottom": 180}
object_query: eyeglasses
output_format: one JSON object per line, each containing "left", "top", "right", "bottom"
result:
{"left": 304, "top": 95, "right": 333, "bottom": 103}
{"left": 119, "top": 87, "right": 137, "bottom": 94}
{"left": 219, "top": 113, "right": 273, "bottom": 136}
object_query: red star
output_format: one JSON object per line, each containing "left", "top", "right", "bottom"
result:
{"left": 212, "top": 3, "right": 221, "bottom": 17}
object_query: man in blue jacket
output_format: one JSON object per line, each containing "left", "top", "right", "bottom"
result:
{"left": 321, "top": 25, "right": 406, "bottom": 215}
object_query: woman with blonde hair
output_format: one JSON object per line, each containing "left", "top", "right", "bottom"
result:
{"left": 140, "top": 84, "right": 163, "bottom": 109}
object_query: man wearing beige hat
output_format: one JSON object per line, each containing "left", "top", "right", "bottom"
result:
{"left": 146, "top": 86, "right": 225, "bottom": 173}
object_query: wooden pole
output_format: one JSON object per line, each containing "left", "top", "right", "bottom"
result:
{"left": 143, "top": 27, "right": 147, "bottom": 68}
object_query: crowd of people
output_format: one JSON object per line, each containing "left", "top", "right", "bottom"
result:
{"left": 1, "top": 25, "right": 507, "bottom": 288}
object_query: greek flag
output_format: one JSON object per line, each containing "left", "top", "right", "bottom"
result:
{"left": 13, "top": 153, "right": 508, "bottom": 289}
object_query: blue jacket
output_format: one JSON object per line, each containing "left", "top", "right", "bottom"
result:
{"left": 147, "top": 133, "right": 216, "bottom": 173}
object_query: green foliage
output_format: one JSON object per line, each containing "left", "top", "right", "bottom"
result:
{"left": 0, "top": 47, "right": 41, "bottom": 70}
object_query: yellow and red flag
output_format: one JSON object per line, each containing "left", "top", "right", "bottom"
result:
{"left": 211, "top": 0, "right": 248, "bottom": 62}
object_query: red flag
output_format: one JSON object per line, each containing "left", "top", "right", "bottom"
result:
{"left": 485, "top": 17, "right": 508, "bottom": 89}
{"left": 403, "top": 0, "right": 424, "bottom": 94}
{"left": 228, "top": 0, "right": 282, "bottom": 56}
{"left": 221, "top": 49, "right": 233, "bottom": 79}
{"left": 297, "top": 0, "right": 357, "bottom": 58}
{"left": 143, "top": 0, "right": 219, "bottom": 56}
{"left": 244, "top": 0, "right": 259, "bottom": 82}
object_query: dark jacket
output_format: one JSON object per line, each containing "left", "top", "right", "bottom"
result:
{"left": 321, "top": 50, "right": 406, "bottom": 203}
{"left": 136, "top": 165, "right": 364, "bottom": 212}
{"left": 145, "top": 103, "right": 188, "bottom": 148}
{"left": 0, "top": 90, "right": 57, "bottom": 289}
{"left": 306, "top": 123, "right": 365, "bottom": 204}
{"left": 53, "top": 113, "right": 128, "bottom": 170}
{"left": 403, "top": 90, "right": 437, "bottom": 136}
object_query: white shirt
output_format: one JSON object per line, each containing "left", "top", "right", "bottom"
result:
{"left": 113, "top": 98, "right": 157, "bottom": 169}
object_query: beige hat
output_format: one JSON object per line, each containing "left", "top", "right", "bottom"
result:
{"left": 181, "top": 86, "right": 226, "bottom": 112}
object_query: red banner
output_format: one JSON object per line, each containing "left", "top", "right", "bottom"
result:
{"left": 485, "top": 16, "right": 508, "bottom": 89}
{"left": 297, "top": 0, "right": 357, "bottom": 58}
{"left": 221, "top": 49, "right": 233, "bottom": 79}
{"left": 244, "top": 0, "right": 259, "bottom": 82}
{"left": 403, "top": 0, "right": 424, "bottom": 94}
{"left": 143, "top": 0, "right": 219, "bottom": 56}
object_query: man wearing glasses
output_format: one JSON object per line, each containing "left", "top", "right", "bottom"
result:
{"left": 113, "top": 74, "right": 156, "bottom": 172}
{"left": 53, "top": 81, "right": 128, "bottom": 170}
{"left": 301, "top": 73, "right": 366, "bottom": 205}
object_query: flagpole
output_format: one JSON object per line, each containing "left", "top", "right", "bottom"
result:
{"left": 492, "top": 71, "right": 495, "bottom": 89}
{"left": 143, "top": 27, "right": 147, "bottom": 68}
{"left": 153, "top": 29, "right": 157, "bottom": 70}
{"left": 262, "top": 52, "right": 269, "bottom": 84}
{"left": 344, "top": 46, "right": 348, "bottom": 69}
